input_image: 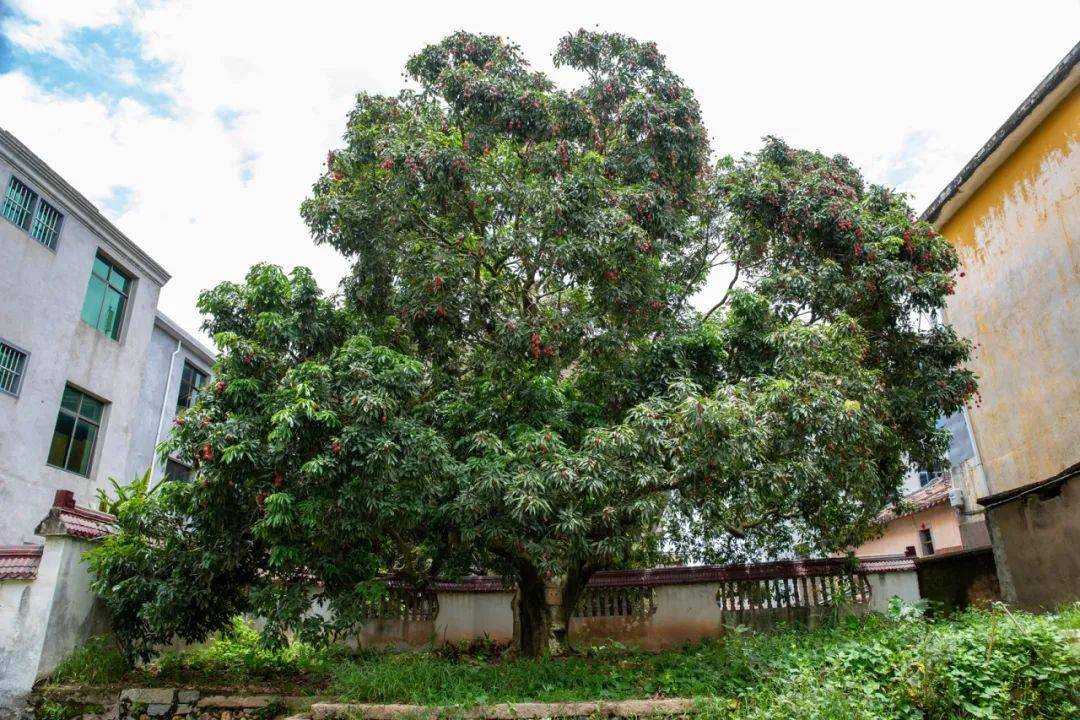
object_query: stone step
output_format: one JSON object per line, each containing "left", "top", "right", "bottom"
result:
{"left": 311, "top": 699, "right": 696, "bottom": 720}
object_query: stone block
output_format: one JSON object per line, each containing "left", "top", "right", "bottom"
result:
{"left": 198, "top": 697, "right": 276, "bottom": 709}
{"left": 177, "top": 692, "right": 201, "bottom": 705}
{"left": 146, "top": 705, "right": 173, "bottom": 717}
{"left": 122, "top": 689, "right": 177, "bottom": 707}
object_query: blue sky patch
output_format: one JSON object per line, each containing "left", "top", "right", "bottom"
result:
{"left": 216, "top": 107, "right": 242, "bottom": 130}
{"left": 0, "top": 13, "right": 175, "bottom": 116}
{"left": 0, "top": 3, "right": 14, "bottom": 73}
{"left": 878, "top": 129, "right": 934, "bottom": 192}
{"left": 98, "top": 184, "right": 135, "bottom": 218}
{"left": 238, "top": 151, "right": 258, "bottom": 185}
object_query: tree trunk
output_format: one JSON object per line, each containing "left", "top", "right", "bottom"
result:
{"left": 514, "top": 572, "right": 552, "bottom": 658}
{"left": 512, "top": 562, "right": 591, "bottom": 659}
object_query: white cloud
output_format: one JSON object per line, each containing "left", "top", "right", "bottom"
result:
{"left": 3, "top": 0, "right": 1079, "bottom": 344}
{"left": 2, "top": 0, "right": 137, "bottom": 64}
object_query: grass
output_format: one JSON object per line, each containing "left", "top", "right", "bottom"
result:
{"left": 50, "top": 605, "right": 1080, "bottom": 719}
{"left": 48, "top": 635, "right": 130, "bottom": 686}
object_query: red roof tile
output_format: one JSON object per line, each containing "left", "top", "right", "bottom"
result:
{"left": 0, "top": 545, "right": 43, "bottom": 580}
{"left": 55, "top": 507, "right": 116, "bottom": 539}
{"left": 427, "top": 576, "right": 512, "bottom": 593}
{"left": 877, "top": 477, "right": 952, "bottom": 523}
{"left": 857, "top": 554, "right": 919, "bottom": 573}
{"left": 35, "top": 493, "right": 116, "bottom": 540}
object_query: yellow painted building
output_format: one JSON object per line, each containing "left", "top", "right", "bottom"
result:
{"left": 923, "top": 42, "right": 1079, "bottom": 609}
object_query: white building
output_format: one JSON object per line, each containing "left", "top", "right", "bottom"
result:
{"left": 0, "top": 128, "right": 213, "bottom": 545}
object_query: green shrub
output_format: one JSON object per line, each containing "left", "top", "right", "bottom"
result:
{"left": 36, "top": 700, "right": 75, "bottom": 720}
{"left": 49, "top": 635, "right": 130, "bottom": 685}
{"left": 694, "top": 609, "right": 1079, "bottom": 720}
{"left": 149, "top": 617, "right": 346, "bottom": 685}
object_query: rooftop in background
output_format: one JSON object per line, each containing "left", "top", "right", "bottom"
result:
{"left": 877, "top": 476, "right": 953, "bottom": 524}
{"left": 922, "top": 41, "right": 1080, "bottom": 227}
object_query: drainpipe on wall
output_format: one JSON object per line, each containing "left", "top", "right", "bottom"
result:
{"left": 150, "top": 338, "right": 183, "bottom": 481}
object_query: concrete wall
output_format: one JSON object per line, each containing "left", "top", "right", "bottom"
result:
{"left": 0, "top": 568, "right": 53, "bottom": 713}
{"left": 985, "top": 474, "right": 1080, "bottom": 610}
{"left": 939, "top": 84, "right": 1080, "bottom": 498}
{"left": 125, "top": 323, "right": 181, "bottom": 483}
{"left": 125, "top": 320, "right": 214, "bottom": 485}
{"left": 866, "top": 571, "right": 921, "bottom": 613}
{"left": 428, "top": 575, "right": 917, "bottom": 651}
{"left": 571, "top": 583, "right": 724, "bottom": 650}
{"left": 434, "top": 591, "right": 515, "bottom": 645}
{"left": 0, "top": 535, "right": 105, "bottom": 715}
{"left": 0, "top": 144, "right": 167, "bottom": 545}
{"left": 36, "top": 537, "right": 111, "bottom": 674}
{"left": 856, "top": 503, "right": 964, "bottom": 558}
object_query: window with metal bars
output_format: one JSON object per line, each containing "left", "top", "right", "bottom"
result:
{"left": 0, "top": 341, "right": 28, "bottom": 396}
{"left": 30, "top": 198, "right": 63, "bottom": 250}
{"left": 47, "top": 385, "right": 105, "bottom": 477}
{"left": 2, "top": 175, "right": 37, "bottom": 231}
{"left": 81, "top": 254, "right": 131, "bottom": 340}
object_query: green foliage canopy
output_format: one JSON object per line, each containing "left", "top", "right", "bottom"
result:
{"left": 90, "top": 30, "right": 974, "bottom": 658}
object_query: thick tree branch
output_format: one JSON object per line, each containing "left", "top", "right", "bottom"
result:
{"left": 702, "top": 260, "right": 742, "bottom": 321}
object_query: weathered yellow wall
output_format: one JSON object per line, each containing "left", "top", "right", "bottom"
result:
{"left": 940, "top": 84, "right": 1080, "bottom": 496}
{"left": 856, "top": 503, "right": 963, "bottom": 558}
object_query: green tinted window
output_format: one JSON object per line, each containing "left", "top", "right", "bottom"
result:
{"left": 93, "top": 255, "right": 111, "bottom": 279}
{"left": 80, "top": 395, "right": 104, "bottom": 422}
{"left": 81, "top": 255, "right": 131, "bottom": 340}
{"left": 48, "top": 385, "right": 105, "bottom": 477}
{"left": 61, "top": 385, "right": 82, "bottom": 412}
{"left": 176, "top": 362, "right": 208, "bottom": 413}
{"left": 47, "top": 413, "right": 74, "bottom": 467}
{"left": 1, "top": 176, "right": 37, "bottom": 230}
{"left": 29, "top": 198, "right": 63, "bottom": 250}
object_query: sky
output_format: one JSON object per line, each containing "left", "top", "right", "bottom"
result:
{"left": 1, "top": 0, "right": 1078, "bottom": 346}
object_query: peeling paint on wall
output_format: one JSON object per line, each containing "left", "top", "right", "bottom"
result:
{"left": 941, "top": 84, "right": 1080, "bottom": 496}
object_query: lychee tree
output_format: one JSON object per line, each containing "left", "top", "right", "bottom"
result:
{"left": 91, "top": 30, "right": 974, "bottom": 659}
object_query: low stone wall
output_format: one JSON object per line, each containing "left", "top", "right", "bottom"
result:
{"left": 31, "top": 687, "right": 327, "bottom": 720}
{"left": 5, "top": 551, "right": 920, "bottom": 718}
{"left": 31, "top": 689, "right": 700, "bottom": 720}
{"left": 311, "top": 558, "right": 922, "bottom": 652}
{"left": 311, "top": 699, "right": 696, "bottom": 719}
